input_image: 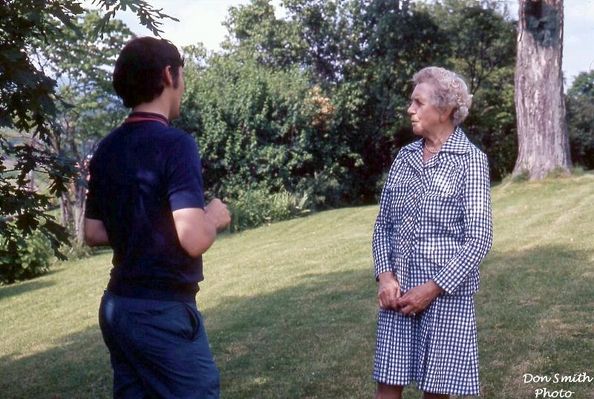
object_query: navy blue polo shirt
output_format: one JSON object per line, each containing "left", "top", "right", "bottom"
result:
{"left": 85, "top": 112, "right": 205, "bottom": 303}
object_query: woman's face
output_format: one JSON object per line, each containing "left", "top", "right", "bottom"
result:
{"left": 407, "top": 82, "right": 447, "bottom": 137}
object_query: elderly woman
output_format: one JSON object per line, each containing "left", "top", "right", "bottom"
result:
{"left": 372, "top": 66, "right": 493, "bottom": 399}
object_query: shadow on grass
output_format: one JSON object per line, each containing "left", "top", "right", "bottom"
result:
{"left": 0, "top": 279, "right": 56, "bottom": 301}
{"left": 0, "top": 268, "right": 378, "bottom": 399}
{"left": 0, "top": 326, "right": 111, "bottom": 399}
{"left": 90, "top": 247, "right": 114, "bottom": 256}
{"left": 205, "top": 269, "right": 378, "bottom": 399}
{"left": 478, "top": 244, "right": 594, "bottom": 399}
{"left": 2, "top": 244, "right": 591, "bottom": 399}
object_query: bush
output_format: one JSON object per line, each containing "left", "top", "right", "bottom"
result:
{"left": 0, "top": 232, "right": 54, "bottom": 284}
{"left": 177, "top": 56, "right": 356, "bottom": 209}
{"left": 566, "top": 71, "right": 594, "bottom": 170}
{"left": 227, "top": 188, "right": 310, "bottom": 232}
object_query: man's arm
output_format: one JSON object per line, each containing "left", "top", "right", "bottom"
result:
{"left": 172, "top": 198, "right": 230, "bottom": 258}
{"left": 84, "top": 218, "right": 110, "bottom": 246}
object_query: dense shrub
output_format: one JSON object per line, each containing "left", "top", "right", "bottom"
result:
{"left": 0, "top": 232, "right": 54, "bottom": 284}
{"left": 227, "top": 188, "right": 310, "bottom": 232}
{"left": 177, "top": 55, "right": 355, "bottom": 208}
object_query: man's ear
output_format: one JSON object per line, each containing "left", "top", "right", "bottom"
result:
{"left": 162, "top": 66, "right": 174, "bottom": 87}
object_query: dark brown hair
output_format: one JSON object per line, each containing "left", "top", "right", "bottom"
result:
{"left": 113, "top": 37, "right": 184, "bottom": 108}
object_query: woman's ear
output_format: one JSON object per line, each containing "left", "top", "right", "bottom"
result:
{"left": 439, "top": 106, "right": 455, "bottom": 123}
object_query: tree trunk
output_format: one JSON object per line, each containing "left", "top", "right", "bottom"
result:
{"left": 74, "top": 184, "right": 87, "bottom": 245}
{"left": 60, "top": 192, "right": 74, "bottom": 231}
{"left": 513, "top": 0, "right": 571, "bottom": 180}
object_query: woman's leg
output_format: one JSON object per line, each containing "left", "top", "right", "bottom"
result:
{"left": 375, "top": 383, "right": 403, "bottom": 399}
{"left": 423, "top": 392, "right": 448, "bottom": 399}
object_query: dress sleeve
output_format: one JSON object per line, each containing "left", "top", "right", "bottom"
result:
{"left": 432, "top": 151, "right": 493, "bottom": 294}
{"left": 166, "top": 134, "right": 205, "bottom": 211}
{"left": 372, "top": 157, "right": 399, "bottom": 280}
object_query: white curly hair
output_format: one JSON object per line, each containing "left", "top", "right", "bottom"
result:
{"left": 412, "top": 66, "right": 472, "bottom": 125}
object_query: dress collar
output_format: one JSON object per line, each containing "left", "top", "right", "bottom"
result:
{"left": 438, "top": 126, "right": 471, "bottom": 154}
{"left": 400, "top": 126, "right": 471, "bottom": 155}
{"left": 399, "top": 127, "right": 471, "bottom": 171}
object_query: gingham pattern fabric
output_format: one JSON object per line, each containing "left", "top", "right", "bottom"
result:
{"left": 374, "top": 297, "right": 479, "bottom": 395}
{"left": 372, "top": 127, "right": 493, "bottom": 395}
{"left": 372, "top": 127, "right": 493, "bottom": 294}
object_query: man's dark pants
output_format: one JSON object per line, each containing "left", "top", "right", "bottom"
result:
{"left": 99, "top": 291, "right": 220, "bottom": 398}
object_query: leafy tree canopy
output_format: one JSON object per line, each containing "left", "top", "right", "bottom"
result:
{"left": 0, "top": 0, "right": 172, "bottom": 283}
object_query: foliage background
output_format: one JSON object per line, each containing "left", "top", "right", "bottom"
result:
{"left": 1, "top": 0, "right": 593, "bottom": 277}
{"left": 1, "top": 0, "right": 593, "bottom": 396}
{"left": 0, "top": 0, "right": 178, "bottom": 282}
{"left": 175, "top": 0, "right": 520, "bottom": 221}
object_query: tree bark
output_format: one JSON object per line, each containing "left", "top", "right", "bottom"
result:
{"left": 74, "top": 183, "right": 87, "bottom": 245}
{"left": 513, "top": 0, "right": 571, "bottom": 179}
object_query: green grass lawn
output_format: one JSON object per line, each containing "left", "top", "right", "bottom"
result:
{"left": 1, "top": 174, "right": 594, "bottom": 398}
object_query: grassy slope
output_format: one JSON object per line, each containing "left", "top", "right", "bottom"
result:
{"left": 479, "top": 175, "right": 594, "bottom": 398}
{"left": 1, "top": 175, "right": 593, "bottom": 398}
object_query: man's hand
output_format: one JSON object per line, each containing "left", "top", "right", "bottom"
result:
{"left": 205, "top": 198, "right": 231, "bottom": 232}
{"left": 377, "top": 272, "right": 401, "bottom": 310}
{"left": 172, "top": 200, "right": 230, "bottom": 258}
{"left": 397, "top": 280, "right": 444, "bottom": 316}
{"left": 84, "top": 218, "right": 110, "bottom": 246}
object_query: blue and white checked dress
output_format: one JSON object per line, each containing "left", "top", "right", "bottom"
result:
{"left": 372, "top": 127, "right": 493, "bottom": 396}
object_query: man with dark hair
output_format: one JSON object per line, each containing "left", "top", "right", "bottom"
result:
{"left": 113, "top": 37, "right": 185, "bottom": 109}
{"left": 84, "top": 37, "right": 230, "bottom": 398}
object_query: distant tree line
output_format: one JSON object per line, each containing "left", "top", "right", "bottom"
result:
{"left": 176, "top": 0, "right": 517, "bottom": 213}
{"left": 1, "top": 0, "right": 593, "bottom": 283}
{"left": 176, "top": 0, "right": 592, "bottom": 227}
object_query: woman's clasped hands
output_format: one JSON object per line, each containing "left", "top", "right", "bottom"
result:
{"left": 377, "top": 272, "right": 444, "bottom": 316}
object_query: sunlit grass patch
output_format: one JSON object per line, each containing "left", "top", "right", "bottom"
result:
{"left": 1, "top": 174, "right": 593, "bottom": 398}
